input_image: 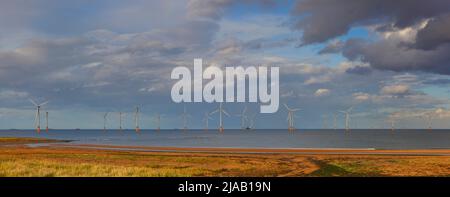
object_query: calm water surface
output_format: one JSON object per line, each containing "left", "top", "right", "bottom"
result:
{"left": 1, "top": 129, "right": 449, "bottom": 149}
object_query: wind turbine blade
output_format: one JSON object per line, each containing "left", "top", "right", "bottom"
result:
{"left": 243, "top": 116, "right": 249, "bottom": 122}
{"left": 250, "top": 120, "right": 255, "bottom": 128}
{"left": 283, "top": 103, "right": 290, "bottom": 110}
{"left": 223, "top": 110, "right": 230, "bottom": 117}
{"left": 347, "top": 106, "right": 354, "bottom": 112}
{"left": 291, "top": 108, "right": 301, "bottom": 111}
{"left": 29, "top": 98, "right": 38, "bottom": 106}
{"left": 210, "top": 109, "right": 219, "bottom": 115}
{"left": 34, "top": 110, "right": 38, "bottom": 127}
{"left": 39, "top": 100, "right": 50, "bottom": 106}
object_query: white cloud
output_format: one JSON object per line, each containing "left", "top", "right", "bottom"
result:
{"left": 353, "top": 92, "right": 370, "bottom": 102}
{"left": 386, "top": 107, "right": 450, "bottom": 120}
{"left": 304, "top": 75, "right": 332, "bottom": 85}
{"left": 380, "top": 84, "right": 410, "bottom": 95}
{"left": 314, "top": 88, "right": 330, "bottom": 97}
{"left": 378, "top": 19, "right": 430, "bottom": 42}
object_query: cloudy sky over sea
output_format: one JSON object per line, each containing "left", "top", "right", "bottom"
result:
{"left": 1, "top": 0, "right": 450, "bottom": 129}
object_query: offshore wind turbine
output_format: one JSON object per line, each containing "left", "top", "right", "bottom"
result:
{"left": 134, "top": 106, "right": 140, "bottom": 133}
{"left": 119, "top": 112, "right": 124, "bottom": 132}
{"left": 247, "top": 113, "right": 256, "bottom": 130}
{"left": 181, "top": 105, "right": 191, "bottom": 131}
{"left": 323, "top": 114, "right": 328, "bottom": 129}
{"left": 103, "top": 112, "right": 108, "bottom": 132}
{"left": 423, "top": 112, "right": 434, "bottom": 131}
{"left": 155, "top": 113, "right": 161, "bottom": 131}
{"left": 210, "top": 103, "right": 230, "bottom": 132}
{"left": 284, "top": 103, "right": 301, "bottom": 132}
{"left": 29, "top": 98, "right": 49, "bottom": 133}
{"left": 338, "top": 106, "right": 353, "bottom": 131}
{"left": 235, "top": 106, "right": 249, "bottom": 130}
{"left": 333, "top": 113, "right": 337, "bottom": 130}
{"left": 203, "top": 112, "right": 213, "bottom": 131}
{"left": 387, "top": 118, "right": 396, "bottom": 132}
{"left": 387, "top": 112, "right": 399, "bottom": 131}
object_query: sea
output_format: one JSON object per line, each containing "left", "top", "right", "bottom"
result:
{"left": 1, "top": 129, "right": 449, "bottom": 149}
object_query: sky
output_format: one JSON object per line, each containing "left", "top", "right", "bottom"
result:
{"left": 1, "top": 0, "right": 450, "bottom": 129}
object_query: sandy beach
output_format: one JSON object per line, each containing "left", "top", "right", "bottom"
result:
{"left": 50, "top": 143, "right": 450, "bottom": 156}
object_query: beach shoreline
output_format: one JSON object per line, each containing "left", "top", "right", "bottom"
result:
{"left": 48, "top": 143, "right": 450, "bottom": 156}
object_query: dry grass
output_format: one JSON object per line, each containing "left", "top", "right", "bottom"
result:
{"left": 317, "top": 156, "right": 450, "bottom": 176}
{"left": 0, "top": 146, "right": 449, "bottom": 177}
{"left": 0, "top": 147, "right": 305, "bottom": 177}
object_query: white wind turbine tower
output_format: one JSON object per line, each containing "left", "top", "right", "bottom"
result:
{"left": 338, "top": 106, "right": 353, "bottom": 132}
{"left": 387, "top": 117, "right": 396, "bottom": 132}
{"left": 210, "top": 103, "right": 230, "bottom": 132}
{"left": 390, "top": 119, "right": 396, "bottom": 131}
{"left": 154, "top": 113, "right": 162, "bottom": 131}
{"left": 203, "top": 112, "right": 213, "bottom": 131}
{"left": 423, "top": 112, "right": 434, "bottom": 131}
{"left": 284, "top": 103, "right": 301, "bottom": 132}
{"left": 103, "top": 112, "right": 108, "bottom": 132}
{"left": 181, "top": 105, "right": 191, "bottom": 131}
{"left": 119, "top": 112, "right": 124, "bottom": 132}
{"left": 333, "top": 113, "right": 337, "bottom": 130}
{"left": 134, "top": 106, "right": 141, "bottom": 133}
{"left": 247, "top": 113, "right": 257, "bottom": 130}
{"left": 387, "top": 112, "right": 399, "bottom": 131}
{"left": 323, "top": 114, "right": 328, "bottom": 129}
{"left": 45, "top": 111, "right": 49, "bottom": 132}
{"left": 29, "top": 99, "right": 49, "bottom": 133}
{"left": 235, "top": 106, "right": 249, "bottom": 130}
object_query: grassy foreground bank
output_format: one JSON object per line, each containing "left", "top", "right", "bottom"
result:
{"left": 0, "top": 138, "right": 449, "bottom": 177}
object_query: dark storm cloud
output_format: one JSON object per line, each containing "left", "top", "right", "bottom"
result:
{"left": 291, "top": 0, "right": 450, "bottom": 75}
{"left": 341, "top": 38, "right": 450, "bottom": 75}
{"left": 413, "top": 14, "right": 450, "bottom": 50}
{"left": 345, "top": 65, "right": 372, "bottom": 75}
{"left": 291, "top": 0, "right": 450, "bottom": 45}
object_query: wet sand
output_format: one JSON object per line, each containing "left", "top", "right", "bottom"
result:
{"left": 50, "top": 143, "right": 450, "bottom": 156}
